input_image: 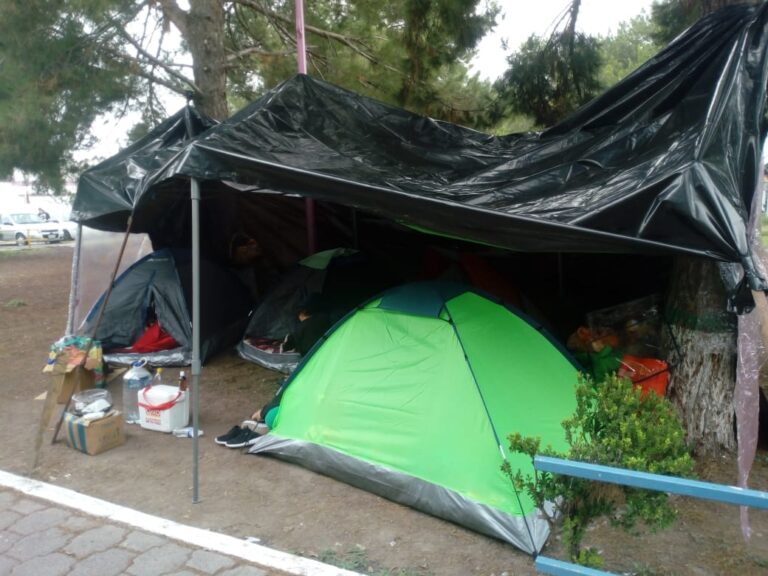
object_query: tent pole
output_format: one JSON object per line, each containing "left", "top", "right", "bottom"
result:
{"left": 306, "top": 198, "right": 316, "bottom": 255}
{"left": 750, "top": 290, "right": 768, "bottom": 379}
{"left": 351, "top": 208, "right": 359, "bottom": 249}
{"left": 295, "top": 0, "right": 316, "bottom": 254}
{"left": 65, "top": 223, "right": 83, "bottom": 335}
{"left": 191, "top": 179, "right": 202, "bottom": 503}
{"left": 295, "top": 0, "right": 307, "bottom": 74}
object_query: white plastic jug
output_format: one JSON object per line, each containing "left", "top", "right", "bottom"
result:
{"left": 123, "top": 359, "right": 151, "bottom": 424}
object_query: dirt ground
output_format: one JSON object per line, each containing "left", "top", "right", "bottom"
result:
{"left": 1, "top": 245, "right": 767, "bottom": 576}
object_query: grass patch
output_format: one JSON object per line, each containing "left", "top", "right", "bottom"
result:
{"left": 0, "top": 249, "right": 26, "bottom": 260}
{"left": 314, "top": 548, "right": 432, "bottom": 576}
{"left": 3, "top": 299, "right": 26, "bottom": 308}
{"left": 625, "top": 565, "right": 677, "bottom": 576}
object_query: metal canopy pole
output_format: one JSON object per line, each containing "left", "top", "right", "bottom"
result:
{"left": 191, "top": 179, "right": 202, "bottom": 503}
{"left": 65, "top": 223, "right": 83, "bottom": 335}
{"left": 296, "top": 0, "right": 316, "bottom": 255}
{"left": 295, "top": 0, "right": 307, "bottom": 73}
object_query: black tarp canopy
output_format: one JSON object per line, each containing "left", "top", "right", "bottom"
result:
{"left": 73, "top": 4, "right": 768, "bottom": 300}
{"left": 74, "top": 106, "right": 216, "bottom": 220}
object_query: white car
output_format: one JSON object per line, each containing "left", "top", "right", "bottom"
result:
{"left": 0, "top": 212, "right": 65, "bottom": 245}
{"left": 48, "top": 214, "right": 78, "bottom": 240}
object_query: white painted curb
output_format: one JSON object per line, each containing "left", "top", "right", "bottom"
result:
{"left": 0, "top": 470, "right": 363, "bottom": 576}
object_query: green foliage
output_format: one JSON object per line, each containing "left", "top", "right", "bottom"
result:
{"left": 494, "top": 32, "right": 602, "bottom": 127}
{"left": 0, "top": 0, "right": 136, "bottom": 191}
{"left": 506, "top": 373, "right": 694, "bottom": 565}
{"left": 125, "top": 121, "right": 152, "bottom": 147}
{"left": 1, "top": 0, "right": 498, "bottom": 187}
{"left": 489, "top": 113, "right": 536, "bottom": 136}
{"left": 648, "top": 1, "right": 763, "bottom": 48}
{"left": 598, "top": 14, "right": 661, "bottom": 88}
{"left": 234, "top": 0, "right": 498, "bottom": 125}
{"left": 489, "top": 3, "right": 680, "bottom": 131}
{"left": 396, "top": 0, "right": 498, "bottom": 111}
{"left": 650, "top": 0, "right": 701, "bottom": 47}
{"left": 570, "top": 541, "right": 604, "bottom": 569}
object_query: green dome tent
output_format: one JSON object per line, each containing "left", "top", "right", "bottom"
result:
{"left": 249, "top": 282, "right": 579, "bottom": 554}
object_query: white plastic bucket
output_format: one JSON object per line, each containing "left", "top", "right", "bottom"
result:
{"left": 137, "top": 384, "right": 189, "bottom": 432}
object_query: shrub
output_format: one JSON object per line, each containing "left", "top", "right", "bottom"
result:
{"left": 505, "top": 373, "right": 694, "bottom": 567}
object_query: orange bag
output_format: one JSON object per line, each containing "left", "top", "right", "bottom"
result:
{"left": 617, "top": 355, "right": 669, "bottom": 398}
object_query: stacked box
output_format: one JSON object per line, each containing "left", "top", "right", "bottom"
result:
{"left": 63, "top": 411, "right": 125, "bottom": 455}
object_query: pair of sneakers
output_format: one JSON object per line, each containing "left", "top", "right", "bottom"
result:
{"left": 215, "top": 420, "right": 265, "bottom": 448}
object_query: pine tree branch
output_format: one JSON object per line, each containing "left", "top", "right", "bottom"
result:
{"left": 227, "top": 46, "right": 295, "bottom": 63}
{"left": 133, "top": 66, "right": 192, "bottom": 96}
{"left": 231, "top": 0, "right": 398, "bottom": 73}
{"left": 152, "top": 0, "right": 189, "bottom": 38}
{"left": 114, "top": 27, "right": 202, "bottom": 95}
{"left": 102, "top": 45, "right": 194, "bottom": 97}
{"left": 566, "top": 0, "right": 581, "bottom": 58}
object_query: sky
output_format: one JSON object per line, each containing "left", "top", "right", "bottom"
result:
{"left": 78, "top": 0, "right": 655, "bottom": 164}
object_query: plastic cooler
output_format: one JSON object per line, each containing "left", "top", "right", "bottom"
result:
{"left": 137, "top": 384, "right": 189, "bottom": 432}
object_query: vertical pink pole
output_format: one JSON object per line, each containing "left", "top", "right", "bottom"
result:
{"left": 296, "top": 0, "right": 316, "bottom": 254}
{"left": 295, "top": 0, "right": 307, "bottom": 74}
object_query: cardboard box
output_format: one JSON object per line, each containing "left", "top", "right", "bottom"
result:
{"left": 53, "top": 370, "right": 95, "bottom": 404}
{"left": 63, "top": 411, "right": 125, "bottom": 455}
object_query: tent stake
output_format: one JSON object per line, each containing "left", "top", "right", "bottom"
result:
{"left": 191, "top": 179, "right": 202, "bottom": 503}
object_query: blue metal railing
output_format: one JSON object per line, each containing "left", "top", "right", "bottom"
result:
{"left": 532, "top": 455, "right": 768, "bottom": 576}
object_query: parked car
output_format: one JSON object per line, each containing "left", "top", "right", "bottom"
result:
{"left": 0, "top": 212, "right": 65, "bottom": 245}
{"left": 59, "top": 220, "right": 78, "bottom": 241}
{"left": 48, "top": 214, "right": 78, "bottom": 240}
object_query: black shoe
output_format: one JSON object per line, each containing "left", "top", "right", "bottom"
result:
{"left": 224, "top": 428, "right": 262, "bottom": 448}
{"left": 215, "top": 425, "right": 242, "bottom": 445}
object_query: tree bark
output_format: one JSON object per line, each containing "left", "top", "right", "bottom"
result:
{"left": 663, "top": 257, "right": 738, "bottom": 454}
{"left": 187, "top": 0, "right": 229, "bottom": 119}
{"left": 659, "top": 0, "right": 763, "bottom": 456}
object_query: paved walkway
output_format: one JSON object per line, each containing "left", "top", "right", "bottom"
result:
{"left": 0, "top": 472, "right": 359, "bottom": 576}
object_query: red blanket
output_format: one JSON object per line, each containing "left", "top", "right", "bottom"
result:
{"left": 129, "top": 321, "right": 179, "bottom": 353}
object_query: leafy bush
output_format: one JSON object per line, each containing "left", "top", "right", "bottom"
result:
{"left": 505, "top": 373, "right": 694, "bottom": 566}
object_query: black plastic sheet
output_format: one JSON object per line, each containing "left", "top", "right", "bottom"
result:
{"left": 73, "top": 5, "right": 768, "bottom": 305}
{"left": 73, "top": 106, "right": 216, "bottom": 227}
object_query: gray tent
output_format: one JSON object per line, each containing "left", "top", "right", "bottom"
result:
{"left": 237, "top": 248, "right": 400, "bottom": 371}
{"left": 82, "top": 249, "right": 253, "bottom": 365}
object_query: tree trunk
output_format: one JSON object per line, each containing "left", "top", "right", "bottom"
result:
{"left": 663, "top": 257, "right": 738, "bottom": 454}
{"left": 659, "top": 0, "right": 763, "bottom": 457}
{"left": 187, "top": 0, "right": 229, "bottom": 120}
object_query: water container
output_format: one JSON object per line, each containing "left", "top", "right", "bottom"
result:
{"left": 123, "top": 359, "right": 151, "bottom": 424}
